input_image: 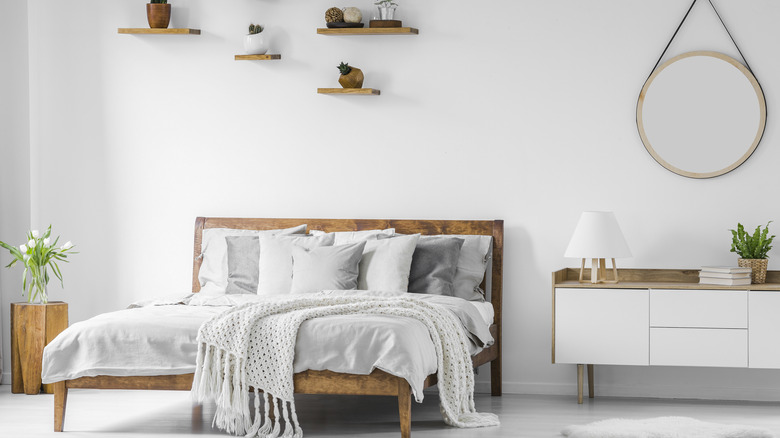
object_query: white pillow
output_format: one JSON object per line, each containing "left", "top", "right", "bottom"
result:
{"left": 290, "top": 242, "right": 366, "bottom": 293}
{"left": 198, "top": 225, "right": 306, "bottom": 295}
{"left": 310, "top": 228, "right": 395, "bottom": 245}
{"left": 257, "top": 234, "right": 335, "bottom": 296}
{"left": 358, "top": 234, "right": 420, "bottom": 291}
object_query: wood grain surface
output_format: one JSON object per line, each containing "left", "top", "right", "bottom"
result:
{"left": 12, "top": 302, "right": 68, "bottom": 394}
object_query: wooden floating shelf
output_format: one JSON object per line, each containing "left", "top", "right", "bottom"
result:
{"left": 318, "top": 88, "right": 380, "bottom": 95}
{"left": 235, "top": 54, "right": 282, "bottom": 61}
{"left": 118, "top": 28, "right": 201, "bottom": 35}
{"left": 316, "top": 27, "right": 418, "bottom": 35}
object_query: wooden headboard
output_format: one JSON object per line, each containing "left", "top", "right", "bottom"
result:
{"left": 191, "top": 217, "right": 504, "bottom": 354}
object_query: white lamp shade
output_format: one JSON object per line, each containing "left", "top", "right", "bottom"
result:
{"left": 564, "top": 211, "right": 632, "bottom": 259}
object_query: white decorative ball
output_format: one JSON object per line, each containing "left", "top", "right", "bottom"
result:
{"left": 343, "top": 7, "right": 362, "bottom": 23}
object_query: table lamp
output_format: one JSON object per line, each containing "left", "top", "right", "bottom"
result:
{"left": 564, "top": 211, "right": 632, "bottom": 284}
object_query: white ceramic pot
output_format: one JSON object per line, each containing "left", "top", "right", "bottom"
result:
{"left": 244, "top": 33, "right": 268, "bottom": 55}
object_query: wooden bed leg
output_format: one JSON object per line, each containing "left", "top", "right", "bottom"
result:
{"left": 490, "top": 356, "right": 502, "bottom": 396}
{"left": 54, "top": 381, "right": 67, "bottom": 432}
{"left": 397, "top": 380, "right": 411, "bottom": 438}
{"left": 577, "top": 364, "right": 584, "bottom": 404}
{"left": 191, "top": 403, "right": 203, "bottom": 432}
{"left": 268, "top": 393, "right": 276, "bottom": 421}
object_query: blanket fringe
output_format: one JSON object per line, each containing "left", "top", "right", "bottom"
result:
{"left": 192, "top": 343, "right": 303, "bottom": 438}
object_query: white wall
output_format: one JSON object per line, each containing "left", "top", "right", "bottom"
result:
{"left": 6, "top": 0, "right": 780, "bottom": 400}
{"left": 0, "top": 0, "right": 31, "bottom": 384}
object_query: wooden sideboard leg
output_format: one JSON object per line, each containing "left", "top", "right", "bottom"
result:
{"left": 587, "top": 364, "right": 594, "bottom": 399}
{"left": 577, "top": 364, "right": 584, "bottom": 404}
{"left": 54, "top": 381, "right": 67, "bottom": 432}
{"left": 398, "top": 379, "right": 412, "bottom": 438}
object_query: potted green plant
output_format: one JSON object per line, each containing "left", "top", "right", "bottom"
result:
{"left": 147, "top": 0, "right": 171, "bottom": 29}
{"left": 1, "top": 227, "right": 75, "bottom": 395}
{"left": 337, "top": 62, "right": 364, "bottom": 88}
{"left": 244, "top": 24, "right": 268, "bottom": 55}
{"left": 0, "top": 225, "right": 76, "bottom": 303}
{"left": 730, "top": 222, "right": 775, "bottom": 284}
{"left": 375, "top": 0, "right": 397, "bottom": 20}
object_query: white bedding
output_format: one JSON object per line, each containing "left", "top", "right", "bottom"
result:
{"left": 41, "top": 291, "right": 493, "bottom": 400}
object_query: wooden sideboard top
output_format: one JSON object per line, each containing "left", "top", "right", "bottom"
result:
{"left": 553, "top": 268, "right": 780, "bottom": 291}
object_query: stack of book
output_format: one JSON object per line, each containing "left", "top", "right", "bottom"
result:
{"left": 699, "top": 266, "right": 752, "bottom": 285}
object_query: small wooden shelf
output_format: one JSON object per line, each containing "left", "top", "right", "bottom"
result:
{"left": 234, "top": 54, "right": 281, "bottom": 61}
{"left": 317, "top": 27, "right": 418, "bottom": 35}
{"left": 118, "top": 28, "right": 201, "bottom": 35}
{"left": 318, "top": 88, "right": 380, "bottom": 95}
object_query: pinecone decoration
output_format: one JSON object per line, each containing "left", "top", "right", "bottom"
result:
{"left": 325, "top": 7, "right": 344, "bottom": 23}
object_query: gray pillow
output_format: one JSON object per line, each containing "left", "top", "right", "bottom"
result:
{"left": 290, "top": 242, "right": 366, "bottom": 293}
{"left": 408, "top": 236, "right": 465, "bottom": 296}
{"left": 225, "top": 236, "right": 260, "bottom": 294}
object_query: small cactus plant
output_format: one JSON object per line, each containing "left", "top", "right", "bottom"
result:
{"left": 337, "top": 62, "right": 352, "bottom": 76}
{"left": 150, "top": 0, "right": 168, "bottom": 4}
{"left": 248, "top": 24, "right": 264, "bottom": 35}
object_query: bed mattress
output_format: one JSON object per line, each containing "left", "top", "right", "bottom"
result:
{"left": 42, "top": 291, "right": 493, "bottom": 401}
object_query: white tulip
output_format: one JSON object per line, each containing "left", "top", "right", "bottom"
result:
{"left": 19, "top": 244, "right": 27, "bottom": 253}
{"left": 62, "top": 241, "right": 73, "bottom": 250}
{"left": 43, "top": 237, "right": 51, "bottom": 246}
{"left": 27, "top": 239, "right": 35, "bottom": 247}
{"left": 31, "top": 230, "right": 39, "bottom": 238}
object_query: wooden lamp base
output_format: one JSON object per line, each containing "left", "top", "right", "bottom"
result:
{"left": 578, "top": 258, "right": 619, "bottom": 284}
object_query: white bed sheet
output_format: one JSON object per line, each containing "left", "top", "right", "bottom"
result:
{"left": 472, "top": 300, "right": 495, "bottom": 326}
{"left": 42, "top": 291, "right": 493, "bottom": 401}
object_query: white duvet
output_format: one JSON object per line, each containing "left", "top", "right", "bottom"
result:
{"left": 41, "top": 291, "right": 494, "bottom": 400}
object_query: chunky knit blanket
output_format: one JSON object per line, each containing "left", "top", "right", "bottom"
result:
{"left": 191, "top": 294, "right": 500, "bottom": 437}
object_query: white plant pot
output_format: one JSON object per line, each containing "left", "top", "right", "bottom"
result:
{"left": 244, "top": 34, "right": 268, "bottom": 55}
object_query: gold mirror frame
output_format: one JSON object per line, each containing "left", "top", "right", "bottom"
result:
{"left": 637, "top": 51, "right": 767, "bottom": 179}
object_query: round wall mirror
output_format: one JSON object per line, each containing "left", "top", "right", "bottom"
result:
{"left": 637, "top": 51, "right": 766, "bottom": 179}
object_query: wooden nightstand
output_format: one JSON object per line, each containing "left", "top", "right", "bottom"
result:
{"left": 11, "top": 302, "right": 68, "bottom": 394}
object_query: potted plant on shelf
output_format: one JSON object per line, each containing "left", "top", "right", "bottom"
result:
{"left": 730, "top": 222, "right": 775, "bottom": 284}
{"left": 244, "top": 24, "right": 268, "bottom": 55}
{"left": 147, "top": 0, "right": 171, "bottom": 29}
{"left": 0, "top": 226, "right": 75, "bottom": 394}
{"left": 375, "top": 0, "right": 398, "bottom": 20}
{"left": 338, "top": 62, "right": 364, "bottom": 88}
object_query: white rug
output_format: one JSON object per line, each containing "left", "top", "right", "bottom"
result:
{"left": 561, "top": 416, "right": 775, "bottom": 438}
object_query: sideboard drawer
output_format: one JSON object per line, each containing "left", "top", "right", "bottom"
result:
{"left": 650, "top": 289, "right": 747, "bottom": 328}
{"left": 650, "top": 328, "right": 747, "bottom": 367}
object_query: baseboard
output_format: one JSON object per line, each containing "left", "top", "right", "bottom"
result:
{"left": 1, "top": 372, "right": 9, "bottom": 385}
{"left": 474, "top": 380, "right": 780, "bottom": 402}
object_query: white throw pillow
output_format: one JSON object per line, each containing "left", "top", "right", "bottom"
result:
{"left": 358, "top": 234, "right": 420, "bottom": 291}
{"left": 198, "top": 225, "right": 306, "bottom": 295}
{"left": 290, "top": 242, "right": 366, "bottom": 293}
{"left": 257, "top": 234, "right": 335, "bottom": 296}
{"left": 310, "top": 228, "right": 395, "bottom": 245}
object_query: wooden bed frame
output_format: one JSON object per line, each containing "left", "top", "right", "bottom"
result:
{"left": 53, "top": 218, "right": 504, "bottom": 437}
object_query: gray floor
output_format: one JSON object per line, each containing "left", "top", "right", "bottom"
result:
{"left": 1, "top": 384, "right": 780, "bottom": 437}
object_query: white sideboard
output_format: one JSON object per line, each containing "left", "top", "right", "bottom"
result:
{"left": 552, "top": 268, "right": 780, "bottom": 403}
